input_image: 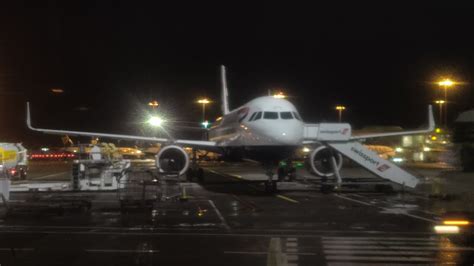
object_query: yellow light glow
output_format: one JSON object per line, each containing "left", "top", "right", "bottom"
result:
{"left": 302, "top": 147, "right": 310, "bottom": 153}
{"left": 197, "top": 98, "right": 211, "bottom": 104}
{"left": 335, "top": 105, "right": 346, "bottom": 110}
{"left": 438, "top": 79, "right": 454, "bottom": 87}
{"left": 148, "top": 100, "right": 159, "bottom": 107}
{"left": 147, "top": 116, "right": 165, "bottom": 127}
{"left": 51, "top": 88, "right": 64, "bottom": 93}
{"left": 273, "top": 92, "right": 286, "bottom": 99}
{"left": 435, "top": 100, "right": 445, "bottom": 104}
{"left": 395, "top": 147, "right": 403, "bottom": 152}
{"left": 434, "top": 225, "right": 459, "bottom": 234}
{"left": 431, "top": 136, "right": 437, "bottom": 141}
{"left": 216, "top": 116, "right": 223, "bottom": 121}
{"left": 423, "top": 147, "right": 431, "bottom": 152}
{"left": 435, "top": 128, "right": 441, "bottom": 133}
{"left": 443, "top": 220, "right": 469, "bottom": 226}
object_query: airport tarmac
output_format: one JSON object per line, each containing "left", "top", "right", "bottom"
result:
{"left": 1, "top": 160, "right": 474, "bottom": 265}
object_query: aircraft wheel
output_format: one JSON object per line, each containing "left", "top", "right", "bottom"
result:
{"left": 375, "top": 184, "right": 394, "bottom": 193}
{"left": 186, "top": 169, "right": 194, "bottom": 182}
{"left": 196, "top": 168, "right": 205, "bottom": 183}
{"left": 288, "top": 167, "right": 296, "bottom": 181}
{"left": 20, "top": 169, "right": 27, "bottom": 180}
{"left": 264, "top": 181, "right": 277, "bottom": 193}
{"left": 320, "top": 184, "right": 335, "bottom": 193}
{"left": 277, "top": 167, "right": 286, "bottom": 181}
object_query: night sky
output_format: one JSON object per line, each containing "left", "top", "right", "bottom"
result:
{"left": 1, "top": 2, "right": 474, "bottom": 146}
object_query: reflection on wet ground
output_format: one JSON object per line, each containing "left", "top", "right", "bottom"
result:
{"left": 1, "top": 161, "right": 474, "bottom": 265}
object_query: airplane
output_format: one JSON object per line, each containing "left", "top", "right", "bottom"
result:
{"left": 26, "top": 65, "right": 435, "bottom": 192}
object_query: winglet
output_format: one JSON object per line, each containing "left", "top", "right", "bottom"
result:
{"left": 350, "top": 105, "right": 436, "bottom": 140}
{"left": 220, "top": 65, "right": 230, "bottom": 115}
{"left": 26, "top": 102, "right": 33, "bottom": 130}
{"left": 427, "top": 104, "right": 435, "bottom": 132}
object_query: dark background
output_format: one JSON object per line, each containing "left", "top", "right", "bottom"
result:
{"left": 1, "top": 2, "right": 473, "bottom": 146}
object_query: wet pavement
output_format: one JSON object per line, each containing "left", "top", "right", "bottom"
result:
{"left": 1, "top": 160, "right": 474, "bottom": 265}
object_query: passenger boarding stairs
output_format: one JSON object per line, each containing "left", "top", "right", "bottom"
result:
{"left": 304, "top": 123, "right": 419, "bottom": 188}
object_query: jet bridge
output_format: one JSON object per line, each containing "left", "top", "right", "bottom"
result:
{"left": 304, "top": 123, "right": 420, "bottom": 188}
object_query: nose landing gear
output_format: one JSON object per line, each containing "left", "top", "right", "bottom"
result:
{"left": 263, "top": 162, "right": 278, "bottom": 193}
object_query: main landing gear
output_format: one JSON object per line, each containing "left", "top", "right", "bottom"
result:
{"left": 263, "top": 162, "right": 278, "bottom": 193}
{"left": 186, "top": 149, "right": 204, "bottom": 183}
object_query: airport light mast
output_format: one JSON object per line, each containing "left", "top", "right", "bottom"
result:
{"left": 335, "top": 105, "right": 346, "bottom": 122}
{"left": 435, "top": 100, "right": 445, "bottom": 125}
{"left": 437, "top": 78, "right": 455, "bottom": 127}
{"left": 197, "top": 98, "right": 211, "bottom": 122}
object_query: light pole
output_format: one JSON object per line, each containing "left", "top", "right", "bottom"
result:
{"left": 197, "top": 98, "right": 211, "bottom": 122}
{"left": 335, "top": 105, "right": 346, "bottom": 122}
{"left": 437, "top": 78, "right": 454, "bottom": 127}
{"left": 435, "top": 100, "right": 445, "bottom": 125}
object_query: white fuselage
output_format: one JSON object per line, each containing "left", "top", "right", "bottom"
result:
{"left": 209, "top": 96, "right": 305, "bottom": 147}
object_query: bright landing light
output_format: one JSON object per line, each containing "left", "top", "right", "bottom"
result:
{"left": 434, "top": 225, "right": 460, "bottom": 234}
{"left": 147, "top": 116, "right": 165, "bottom": 127}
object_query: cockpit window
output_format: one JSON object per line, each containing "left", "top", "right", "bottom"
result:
{"left": 254, "top": 112, "right": 262, "bottom": 120}
{"left": 293, "top": 112, "right": 302, "bottom": 121}
{"left": 248, "top": 112, "right": 257, "bottom": 121}
{"left": 280, "top": 112, "right": 293, "bottom": 119}
{"left": 238, "top": 112, "right": 248, "bottom": 123}
{"left": 263, "top": 112, "right": 278, "bottom": 119}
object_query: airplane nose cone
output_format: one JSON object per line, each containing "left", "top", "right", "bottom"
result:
{"left": 275, "top": 126, "right": 303, "bottom": 145}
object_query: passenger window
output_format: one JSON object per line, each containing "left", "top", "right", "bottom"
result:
{"left": 254, "top": 112, "right": 262, "bottom": 120}
{"left": 280, "top": 112, "right": 293, "bottom": 119}
{"left": 248, "top": 112, "right": 257, "bottom": 121}
{"left": 264, "top": 112, "right": 278, "bottom": 119}
{"left": 293, "top": 112, "right": 302, "bottom": 121}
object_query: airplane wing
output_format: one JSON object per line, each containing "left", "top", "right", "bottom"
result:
{"left": 26, "top": 102, "right": 217, "bottom": 148}
{"left": 350, "top": 105, "right": 435, "bottom": 140}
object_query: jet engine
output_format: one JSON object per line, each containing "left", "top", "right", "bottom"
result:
{"left": 306, "top": 144, "right": 343, "bottom": 177}
{"left": 155, "top": 145, "right": 190, "bottom": 176}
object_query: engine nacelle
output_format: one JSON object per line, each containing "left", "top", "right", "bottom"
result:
{"left": 306, "top": 144, "right": 343, "bottom": 177}
{"left": 155, "top": 145, "right": 190, "bottom": 176}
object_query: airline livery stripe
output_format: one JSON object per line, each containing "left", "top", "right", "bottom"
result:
{"left": 322, "top": 236, "right": 436, "bottom": 241}
{"left": 323, "top": 245, "right": 474, "bottom": 251}
{"left": 325, "top": 255, "right": 436, "bottom": 262}
{"left": 322, "top": 240, "right": 438, "bottom": 245}
{"left": 85, "top": 249, "right": 159, "bottom": 253}
{"left": 324, "top": 250, "right": 433, "bottom": 256}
